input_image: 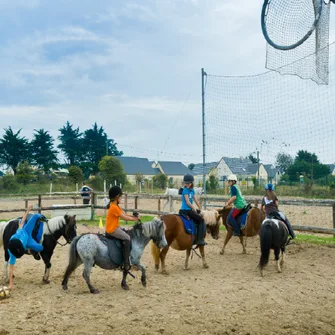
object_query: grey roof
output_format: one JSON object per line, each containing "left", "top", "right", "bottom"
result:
{"left": 114, "top": 156, "right": 160, "bottom": 175}
{"left": 246, "top": 163, "right": 260, "bottom": 175}
{"left": 192, "top": 162, "right": 218, "bottom": 175}
{"left": 328, "top": 164, "right": 335, "bottom": 173}
{"left": 264, "top": 164, "right": 278, "bottom": 179}
{"left": 223, "top": 157, "right": 253, "bottom": 175}
{"left": 157, "top": 161, "right": 194, "bottom": 176}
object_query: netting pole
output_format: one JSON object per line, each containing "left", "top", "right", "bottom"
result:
{"left": 202, "top": 68, "right": 207, "bottom": 208}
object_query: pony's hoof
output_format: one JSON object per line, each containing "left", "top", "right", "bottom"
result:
{"left": 184, "top": 267, "right": 189, "bottom": 271}
{"left": 121, "top": 283, "right": 129, "bottom": 290}
{"left": 242, "top": 251, "right": 247, "bottom": 254}
{"left": 141, "top": 281, "right": 147, "bottom": 288}
{"left": 91, "top": 289, "right": 100, "bottom": 294}
{"left": 219, "top": 250, "right": 224, "bottom": 255}
{"left": 155, "top": 265, "right": 159, "bottom": 271}
{"left": 62, "top": 285, "right": 68, "bottom": 291}
{"left": 43, "top": 279, "right": 50, "bottom": 284}
{"left": 203, "top": 264, "right": 209, "bottom": 269}
{"left": 161, "top": 270, "right": 169, "bottom": 275}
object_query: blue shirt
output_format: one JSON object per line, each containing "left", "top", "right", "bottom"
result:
{"left": 181, "top": 187, "right": 195, "bottom": 210}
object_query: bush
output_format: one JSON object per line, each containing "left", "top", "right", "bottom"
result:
{"left": 1, "top": 175, "right": 19, "bottom": 191}
{"left": 68, "top": 165, "right": 84, "bottom": 184}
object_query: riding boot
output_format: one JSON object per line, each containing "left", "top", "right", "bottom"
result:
{"left": 30, "top": 250, "right": 41, "bottom": 260}
{"left": 284, "top": 218, "right": 296, "bottom": 239}
{"left": 121, "top": 240, "right": 131, "bottom": 271}
{"left": 196, "top": 222, "right": 206, "bottom": 246}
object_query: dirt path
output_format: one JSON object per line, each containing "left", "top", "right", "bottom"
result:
{"left": 1, "top": 225, "right": 335, "bottom": 335}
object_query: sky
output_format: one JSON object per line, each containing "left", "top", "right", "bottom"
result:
{"left": 1, "top": 0, "right": 335, "bottom": 167}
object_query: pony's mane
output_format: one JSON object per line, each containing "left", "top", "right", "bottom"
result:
{"left": 44, "top": 216, "right": 67, "bottom": 235}
{"left": 142, "top": 218, "right": 162, "bottom": 237}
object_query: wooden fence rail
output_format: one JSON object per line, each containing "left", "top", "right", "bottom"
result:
{"left": 1, "top": 192, "right": 335, "bottom": 235}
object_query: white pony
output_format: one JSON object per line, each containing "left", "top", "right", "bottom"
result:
{"left": 162, "top": 187, "right": 204, "bottom": 212}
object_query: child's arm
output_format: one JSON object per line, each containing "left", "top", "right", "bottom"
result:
{"left": 226, "top": 196, "right": 236, "bottom": 207}
{"left": 120, "top": 213, "right": 140, "bottom": 222}
{"left": 193, "top": 195, "right": 201, "bottom": 210}
{"left": 20, "top": 205, "right": 33, "bottom": 228}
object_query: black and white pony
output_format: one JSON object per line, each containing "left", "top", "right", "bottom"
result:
{"left": 62, "top": 217, "right": 167, "bottom": 293}
{"left": 0, "top": 215, "right": 77, "bottom": 284}
{"left": 258, "top": 217, "right": 289, "bottom": 277}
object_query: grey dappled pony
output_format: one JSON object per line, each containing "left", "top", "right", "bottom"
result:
{"left": 62, "top": 217, "right": 167, "bottom": 293}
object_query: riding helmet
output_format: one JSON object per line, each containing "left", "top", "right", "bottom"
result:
{"left": 265, "top": 183, "right": 274, "bottom": 191}
{"left": 227, "top": 174, "right": 238, "bottom": 182}
{"left": 109, "top": 185, "right": 123, "bottom": 199}
{"left": 183, "top": 174, "right": 194, "bottom": 183}
{"left": 8, "top": 238, "right": 25, "bottom": 258}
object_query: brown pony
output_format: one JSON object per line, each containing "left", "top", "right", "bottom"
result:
{"left": 217, "top": 206, "right": 265, "bottom": 255}
{"left": 151, "top": 214, "right": 218, "bottom": 274}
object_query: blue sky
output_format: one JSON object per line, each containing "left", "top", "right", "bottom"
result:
{"left": 1, "top": 0, "right": 335, "bottom": 166}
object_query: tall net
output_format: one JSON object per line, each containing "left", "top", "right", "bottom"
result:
{"left": 262, "top": 0, "right": 330, "bottom": 84}
{"left": 204, "top": 42, "right": 335, "bottom": 229}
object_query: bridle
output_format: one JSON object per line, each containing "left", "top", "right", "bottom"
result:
{"left": 46, "top": 217, "right": 75, "bottom": 247}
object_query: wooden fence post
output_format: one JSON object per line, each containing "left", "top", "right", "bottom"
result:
{"left": 38, "top": 195, "right": 42, "bottom": 214}
{"left": 158, "top": 196, "right": 161, "bottom": 213}
{"left": 124, "top": 193, "right": 128, "bottom": 213}
{"left": 169, "top": 195, "right": 172, "bottom": 213}
{"left": 90, "top": 192, "right": 95, "bottom": 220}
{"left": 135, "top": 196, "right": 138, "bottom": 211}
{"left": 333, "top": 203, "right": 335, "bottom": 238}
{"left": 25, "top": 199, "right": 28, "bottom": 209}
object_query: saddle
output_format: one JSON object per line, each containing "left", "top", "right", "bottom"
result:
{"left": 235, "top": 203, "right": 252, "bottom": 219}
{"left": 267, "top": 211, "right": 284, "bottom": 222}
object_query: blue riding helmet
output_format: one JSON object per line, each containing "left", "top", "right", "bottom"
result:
{"left": 265, "top": 183, "right": 274, "bottom": 191}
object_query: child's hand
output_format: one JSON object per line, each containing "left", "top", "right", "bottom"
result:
{"left": 27, "top": 205, "right": 33, "bottom": 211}
{"left": 137, "top": 213, "right": 141, "bottom": 220}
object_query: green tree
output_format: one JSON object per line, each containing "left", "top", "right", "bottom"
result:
{"left": 31, "top": 129, "right": 58, "bottom": 173}
{"left": 58, "top": 122, "right": 83, "bottom": 165}
{"left": 16, "top": 161, "right": 34, "bottom": 185}
{"left": 98, "top": 156, "right": 127, "bottom": 185}
{"left": 68, "top": 165, "right": 84, "bottom": 184}
{"left": 209, "top": 174, "right": 219, "bottom": 191}
{"left": 135, "top": 173, "right": 145, "bottom": 184}
{"left": 83, "top": 123, "right": 123, "bottom": 173}
{"left": 0, "top": 127, "right": 29, "bottom": 174}
{"left": 153, "top": 173, "right": 168, "bottom": 189}
{"left": 248, "top": 154, "right": 259, "bottom": 164}
{"left": 275, "top": 152, "right": 293, "bottom": 174}
{"left": 286, "top": 150, "right": 330, "bottom": 182}
{"left": 1, "top": 174, "right": 19, "bottom": 191}
{"left": 188, "top": 163, "right": 195, "bottom": 170}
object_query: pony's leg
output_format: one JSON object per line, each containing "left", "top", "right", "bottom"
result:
{"left": 121, "top": 269, "right": 129, "bottom": 290}
{"left": 280, "top": 247, "right": 286, "bottom": 267}
{"left": 239, "top": 236, "right": 247, "bottom": 254}
{"left": 136, "top": 262, "right": 147, "bottom": 287}
{"left": 150, "top": 241, "right": 161, "bottom": 271}
{"left": 220, "top": 228, "right": 233, "bottom": 255}
{"left": 62, "top": 258, "right": 82, "bottom": 291}
{"left": 41, "top": 251, "right": 52, "bottom": 284}
{"left": 82, "top": 260, "right": 99, "bottom": 294}
{"left": 160, "top": 245, "right": 170, "bottom": 275}
{"left": 184, "top": 249, "right": 191, "bottom": 270}
{"left": 3, "top": 261, "right": 9, "bottom": 284}
{"left": 274, "top": 248, "right": 282, "bottom": 273}
{"left": 199, "top": 245, "right": 209, "bottom": 269}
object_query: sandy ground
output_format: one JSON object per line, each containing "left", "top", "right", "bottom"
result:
{"left": 1, "top": 222, "right": 335, "bottom": 335}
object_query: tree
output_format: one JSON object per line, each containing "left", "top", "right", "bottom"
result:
{"left": 16, "top": 161, "right": 34, "bottom": 185}
{"left": 58, "top": 122, "right": 83, "bottom": 165}
{"left": 286, "top": 150, "right": 330, "bottom": 182}
{"left": 0, "top": 127, "right": 29, "bottom": 174}
{"left": 275, "top": 152, "right": 293, "bottom": 174}
{"left": 83, "top": 123, "right": 123, "bottom": 173}
{"left": 135, "top": 173, "right": 145, "bottom": 184}
{"left": 188, "top": 163, "right": 195, "bottom": 170}
{"left": 248, "top": 154, "right": 259, "bottom": 164}
{"left": 98, "top": 156, "right": 127, "bottom": 186}
{"left": 31, "top": 129, "right": 58, "bottom": 173}
{"left": 68, "top": 165, "right": 84, "bottom": 184}
{"left": 153, "top": 173, "right": 168, "bottom": 189}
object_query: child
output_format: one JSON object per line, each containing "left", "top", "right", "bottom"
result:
{"left": 179, "top": 173, "right": 206, "bottom": 246}
{"left": 261, "top": 183, "right": 296, "bottom": 240}
{"left": 106, "top": 186, "right": 141, "bottom": 271}
{"left": 225, "top": 174, "right": 247, "bottom": 236}
{"left": 80, "top": 182, "right": 93, "bottom": 204}
{"left": 8, "top": 206, "right": 45, "bottom": 290}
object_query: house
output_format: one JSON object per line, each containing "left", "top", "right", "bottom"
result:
{"left": 192, "top": 161, "right": 219, "bottom": 186}
{"left": 114, "top": 156, "right": 160, "bottom": 183}
{"left": 264, "top": 164, "right": 281, "bottom": 184}
{"left": 328, "top": 164, "right": 335, "bottom": 176}
{"left": 153, "top": 161, "right": 194, "bottom": 187}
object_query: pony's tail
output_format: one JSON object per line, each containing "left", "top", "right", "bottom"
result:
{"left": 62, "top": 236, "right": 82, "bottom": 289}
{"left": 259, "top": 223, "right": 272, "bottom": 271}
{"left": 150, "top": 240, "right": 161, "bottom": 271}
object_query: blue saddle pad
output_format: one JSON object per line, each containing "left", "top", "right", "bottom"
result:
{"left": 237, "top": 212, "right": 248, "bottom": 230}
{"left": 180, "top": 216, "right": 196, "bottom": 235}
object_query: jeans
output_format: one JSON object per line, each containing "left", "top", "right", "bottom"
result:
{"left": 278, "top": 212, "right": 296, "bottom": 239}
{"left": 227, "top": 208, "right": 242, "bottom": 236}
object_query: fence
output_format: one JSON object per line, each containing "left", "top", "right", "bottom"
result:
{"left": 0, "top": 192, "right": 335, "bottom": 235}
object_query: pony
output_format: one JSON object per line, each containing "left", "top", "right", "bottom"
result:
{"left": 217, "top": 205, "right": 265, "bottom": 255}
{"left": 258, "top": 218, "right": 289, "bottom": 276}
{"left": 202, "top": 209, "right": 221, "bottom": 240}
{"left": 151, "top": 212, "right": 218, "bottom": 274}
{"left": 1, "top": 215, "right": 77, "bottom": 284}
{"left": 62, "top": 217, "right": 167, "bottom": 293}
{"left": 162, "top": 187, "right": 203, "bottom": 212}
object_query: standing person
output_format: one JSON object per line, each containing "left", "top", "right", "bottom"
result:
{"left": 8, "top": 206, "right": 45, "bottom": 290}
{"left": 80, "top": 182, "right": 93, "bottom": 204}
{"left": 105, "top": 186, "right": 141, "bottom": 271}
{"left": 261, "top": 183, "right": 296, "bottom": 240}
{"left": 225, "top": 174, "right": 247, "bottom": 236}
{"left": 179, "top": 173, "right": 206, "bottom": 246}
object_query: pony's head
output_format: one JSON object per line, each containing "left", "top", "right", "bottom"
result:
{"left": 203, "top": 210, "right": 221, "bottom": 240}
{"left": 63, "top": 215, "right": 77, "bottom": 243}
{"left": 142, "top": 217, "right": 167, "bottom": 249}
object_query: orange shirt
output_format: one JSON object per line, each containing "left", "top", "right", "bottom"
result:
{"left": 106, "top": 203, "right": 123, "bottom": 234}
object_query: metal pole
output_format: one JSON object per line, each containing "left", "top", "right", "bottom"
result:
{"left": 257, "top": 150, "right": 260, "bottom": 185}
{"left": 201, "top": 68, "right": 207, "bottom": 208}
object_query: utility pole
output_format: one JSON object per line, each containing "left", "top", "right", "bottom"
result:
{"left": 201, "top": 68, "right": 207, "bottom": 208}
{"left": 257, "top": 150, "right": 260, "bottom": 185}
